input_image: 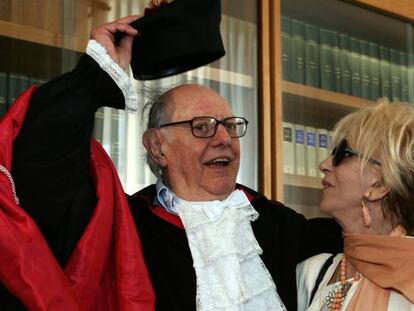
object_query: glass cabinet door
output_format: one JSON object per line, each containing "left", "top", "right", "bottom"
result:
{"left": 0, "top": 0, "right": 260, "bottom": 193}
{"left": 280, "top": 0, "right": 414, "bottom": 217}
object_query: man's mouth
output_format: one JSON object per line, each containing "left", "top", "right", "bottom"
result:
{"left": 205, "top": 158, "right": 231, "bottom": 168}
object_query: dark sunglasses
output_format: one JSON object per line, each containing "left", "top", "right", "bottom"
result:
{"left": 331, "top": 138, "right": 381, "bottom": 167}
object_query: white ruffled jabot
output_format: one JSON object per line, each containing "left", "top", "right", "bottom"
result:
{"left": 86, "top": 40, "right": 138, "bottom": 113}
{"left": 175, "top": 190, "right": 287, "bottom": 311}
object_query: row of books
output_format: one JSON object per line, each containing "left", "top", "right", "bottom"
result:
{"left": 283, "top": 122, "right": 333, "bottom": 178}
{"left": 282, "top": 16, "right": 412, "bottom": 103}
{"left": 0, "top": 72, "right": 46, "bottom": 116}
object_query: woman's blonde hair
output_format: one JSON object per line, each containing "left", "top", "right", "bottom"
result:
{"left": 332, "top": 100, "right": 414, "bottom": 235}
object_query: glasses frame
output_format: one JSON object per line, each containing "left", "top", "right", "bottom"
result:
{"left": 331, "top": 138, "right": 381, "bottom": 167}
{"left": 159, "top": 116, "right": 249, "bottom": 138}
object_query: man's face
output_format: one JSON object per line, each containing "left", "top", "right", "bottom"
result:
{"left": 160, "top": 85, "right": 241, "bottom": 201}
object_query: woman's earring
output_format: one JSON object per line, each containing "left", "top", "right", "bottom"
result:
{"left": 361, "top": 191, "right": 372, "bottom": 227}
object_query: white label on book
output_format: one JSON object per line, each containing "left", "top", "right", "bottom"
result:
{"left": 294, "top": 124, "right": 306, "bottom": 176}
{"left": 283, "top": 122, "right": 295, "bottom": 174}
{"left": 316, "top": 128, "right": 329, "bottom": 178}
{"left": 305, "top": 126, "right": 317, "bottom": 177}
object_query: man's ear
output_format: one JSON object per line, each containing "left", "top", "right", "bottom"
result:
{"left": 142, "top": 129, "right": 167, "bottom": 167}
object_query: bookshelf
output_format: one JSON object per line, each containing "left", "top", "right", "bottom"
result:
{"left": 1, "top": 0, "right": 260, "bottom": 194}
{"left": 259, "top": 0, "right": 414, "bottom": 217}
{"left": 282, "top": 81, "right": 375, "bottom": 109}
{"left": 283, "top": 174, "right": 322, "bottom": 190}
{"left": 0, "top": 20, "right": 87, "bottom": 52}
{"left": 0, "top": 1, "right": 91, "bottom": 114}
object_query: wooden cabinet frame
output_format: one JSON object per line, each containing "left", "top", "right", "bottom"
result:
{"left": 259, "top": 0, "right": 283, "bottom": 200}
{"left": 258, "top": 0, "right": 414, "bottom": 201}
{"left": 351, "top": 0, "right": 414, "bottom": 21}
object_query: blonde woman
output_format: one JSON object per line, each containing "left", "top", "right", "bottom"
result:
{"left": 297, "top": 101, "right": 414, "bottom": 311}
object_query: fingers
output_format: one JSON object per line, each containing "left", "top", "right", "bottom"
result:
{"left": 90, "top": 15, "right": 141, "bottom": 40}
{"left": 88, "top": 15, "right": 142, "bottom": 71}
{"left": 116, "top": 14, "right": 141, "bottom": 24}
{"left": 120, "top": 34, "right": 135, "bottom": 51}
{"left": 90, "top": 22, "right": 138, "bottom": 41}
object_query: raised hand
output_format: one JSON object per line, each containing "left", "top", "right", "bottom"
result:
{"left": 90, "top": 15, "right": 140, "bottom": 71}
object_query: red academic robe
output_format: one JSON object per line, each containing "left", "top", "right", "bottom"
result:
{"left": 0, "top": 87, "right": 155, "bottom": 311}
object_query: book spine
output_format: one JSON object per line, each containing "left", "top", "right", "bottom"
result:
{"left": 390, "top": 48, "right": 402, "bottom": 102}
{"left": 294, "top": 124, "right": 306, "bottom": 176}
{"left": 360, "top": 40, "right": 371, "bottom": 100}
{"left": 369, "top": 42, "right": 381, "bottom": 101}
{"left": 319, "top": 28, "right": 335, "bottom": 91}
{"left": 408, "top": 53, "right": 414, "bottom": 104}
{"left": 328, "top": 130, "right": 335, "bottom": 156}
{"left": 339, "top": 33, "right": 352, "bottom": 95}
{"left": 379, "top": 46, "right": 392, "bottom": 100}
{"left": 400, "top": 51, "right": 409, "bottom": 102}
{"left": 331, "top": 32, "right": 341, "bottom": 93}
{"left": 282, "top": 122, "right": 295, "bottom": 174}
{"left": 0, "top": 72, "right": 8, "bottom": 116}
{"left": 305, "top": 23, "right": 320, "bottom": 88}
{"left": 350, "top": 37, "right": 362, "bottom": 98}
{"left": 291, "top": 19, "right": 306, "bottom": 84}
{"left": 316, "top": 128, "right": 328, "bottom": 178}
{"left": 281, "top": 16, "right": 292, "bottom": 82}
{"left": 305, "top": 126, "right": 317, "bottom": 177}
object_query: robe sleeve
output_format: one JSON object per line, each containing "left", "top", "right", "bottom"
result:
{"left": 11, "top": 53, "right": 126, "bottom": 266}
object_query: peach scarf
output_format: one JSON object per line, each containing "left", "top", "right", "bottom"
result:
{"left": 343, "top": 227, "right": 414, "bottom": 311}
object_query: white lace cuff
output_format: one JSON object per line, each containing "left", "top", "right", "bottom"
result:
{"left": 86, "top": 40, "right": 138, "bottom": 113}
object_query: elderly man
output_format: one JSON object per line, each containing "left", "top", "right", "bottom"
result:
{"left": 0, "top": 16, "right": 341, "bottom": 311}
{"left": 129, "top": 85, "right": 341, "bottom": 311}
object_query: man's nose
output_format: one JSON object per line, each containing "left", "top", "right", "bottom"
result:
{"left": 211, "top": 123, "right": 232, "bottom": 145}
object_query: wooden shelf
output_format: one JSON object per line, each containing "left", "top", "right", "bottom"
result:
{"left": 353, "top": 0, "right": 414, "bottom": 21}
{"left": 282, "top": 81, "right": 376, "bottom": 109}
{"left": 281, "top": 81, "right": 377, "bottom": 129}
{"left": 0, "top": 20, "right": 87, "bottom": 52}
{"left": 283, "top": 174, "right": 322, "bottom": 189}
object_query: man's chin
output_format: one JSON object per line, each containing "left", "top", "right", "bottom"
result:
{"left": 204, "top": 181, "right": 236, "bottom": 199}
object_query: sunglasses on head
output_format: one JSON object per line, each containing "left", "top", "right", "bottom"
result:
{"left": 331, "top": 138, "right": 381, "bottom": 167}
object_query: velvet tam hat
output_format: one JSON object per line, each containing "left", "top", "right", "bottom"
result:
{"left": 128, "top": 0, "right": 225, "bottom": 80}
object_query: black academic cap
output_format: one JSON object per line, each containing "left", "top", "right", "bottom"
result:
{"left": 128, "top": 0, "right": 225, "bottom": 80}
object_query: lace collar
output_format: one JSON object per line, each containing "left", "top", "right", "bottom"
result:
{"left": 175, "top": 190, "right": 287, "bottom": 311}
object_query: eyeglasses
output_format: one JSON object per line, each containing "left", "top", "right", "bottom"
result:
{"left": 159, "top": 116, "right": 249, "bottom": 138}
{"left": 331, "top": 138, "right": 381, "bottom": 167}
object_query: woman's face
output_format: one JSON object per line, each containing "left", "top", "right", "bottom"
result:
{"left": 319, "top": 140, "right": 382, "bottom": 224}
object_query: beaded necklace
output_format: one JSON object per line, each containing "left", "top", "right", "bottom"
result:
{"left": 324, "top": 255, "right": 360, "bottom": 311}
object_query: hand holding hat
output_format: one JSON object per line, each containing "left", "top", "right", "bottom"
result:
{"left": 121, "top": 0, "right": 225, "bottom": 80}
{"left": 90, "top": 15, "right": 140, "bottom": 71}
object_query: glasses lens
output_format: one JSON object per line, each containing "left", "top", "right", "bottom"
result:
{"left": 332, "top": 139, "right": 347, "bottom": 166}
{"left": 191, "top": 117, "right": 248, "bottom": 138}
{"left": 224, "top": 117, "right": 247, "bottom": 138}
{"left": 192, "top": 117, "right": 216, "bottom": 137}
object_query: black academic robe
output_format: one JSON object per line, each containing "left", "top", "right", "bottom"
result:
{"left": 2, "top": 53, "right": 342, "bottom": 311}
{"left": 129, "top": 185, "right": 342, "bottom": 311}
